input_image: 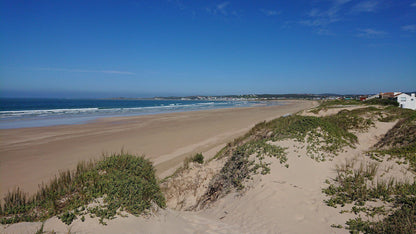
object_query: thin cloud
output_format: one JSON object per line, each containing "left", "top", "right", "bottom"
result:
{"left": 217, "top": 2, "right": 230, "bottom": 12}
{"left": 412, "top": 2, "right": 416, "bottom": 7}
{"left": 351, "top": 0, "right": 379, "bottom": 13}
{"left": 207, "top": 1, "right": 230, "bottom": 15}
{"left": 205, "top": 1, "right": 241, "bottom": 17}
{"left": 300, "top": 8, "right": 340, "bottom": 27}
{"left": 402, "top": 25, "right": 416, "bottom": 33}
{"left": 259, "top": 9, "right": 280, "bottom": 16}
{"left": 356, "top": 28, "right": 387, "bottom": 38}
{"left": 300, "top": 17, "right": 339, "bottom": 27}
{"left": 36, "top": 68, "right": 136, "bottom": 75}
{"left": 299, "top": 0, "right": 351, "bottom": 35}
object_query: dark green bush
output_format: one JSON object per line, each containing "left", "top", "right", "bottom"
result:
{"left": 365, "top": 98, "right": 399, "bottom": 106}
{"left": 192, "top": 153, "right": 204, "bottom": 164}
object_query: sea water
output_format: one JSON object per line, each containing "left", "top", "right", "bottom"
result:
{"left": 0, "top": 98, "right": 278, "bottom": 129}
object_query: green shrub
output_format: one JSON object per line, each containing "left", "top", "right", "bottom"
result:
{"left": 59, "top": 211, "right": 76, "bottom": 225}
{"left": 192, "top": 153, "right": 204, "bottom": 164}
{"left": 365, "top": 98, "right": 399, "bottom": 106}
{"left": 345, "top": 197, "right": 416, "bottom": 234}
{"left": 0, "top": 153, "right": 166, "bottom": 225}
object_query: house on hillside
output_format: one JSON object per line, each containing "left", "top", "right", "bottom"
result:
{"left": 397, "top": 93, "right": 416, "bottom": 110}
{"left": 380, "top": 92, "right": 402, "bottom": 99}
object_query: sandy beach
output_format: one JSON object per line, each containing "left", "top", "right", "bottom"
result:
{"left": 0, "top": 100, "right": 315, "bottom": 198}
{"left": 2, "top": 101, "right": 415, "bottom": 234}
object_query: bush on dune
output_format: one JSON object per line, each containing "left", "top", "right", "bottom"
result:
{"left": 0, "top": 153, "right": 166, "bottom": 225}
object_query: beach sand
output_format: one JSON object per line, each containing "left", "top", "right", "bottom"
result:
{"left": 0, "top": 100, "right": 315, "bottom": 198}
{"left": 2, "top": 102, "right": 413, "bottom": 234}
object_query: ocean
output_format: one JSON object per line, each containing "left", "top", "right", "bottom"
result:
{"left": 0, "top": 98, "right": 276, "bottom": 129}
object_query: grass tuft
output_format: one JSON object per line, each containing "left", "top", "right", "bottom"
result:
{"left": 190, "top": 153, "right": 204, "bottom": 164}
{"left": 323, "top": 159, "right": 416, "bottom": 233}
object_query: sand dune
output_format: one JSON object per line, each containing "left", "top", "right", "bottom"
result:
{"left": 3, "top": 102, "right": 413, "bottom": 234}
{"left": 156, "top": 115, "right": 402, "bottom": 234}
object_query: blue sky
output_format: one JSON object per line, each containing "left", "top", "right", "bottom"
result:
{"left": 1, "top": 0, "right": 415, "bottom": 98}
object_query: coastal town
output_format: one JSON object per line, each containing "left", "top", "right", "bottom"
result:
{"left": 173, "top": 92, "right": 416, "bottom": 110}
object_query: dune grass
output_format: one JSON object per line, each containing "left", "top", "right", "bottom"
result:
{"left": 200, "top": 103, "right": 379, "bottom": 206}
{"left": 198, "top": 140, "right": 287, "bottom": 207}
{"left": 321, "top": 103, "right": 416, "bottom": 233}
{"left": 309, "top": 99, "right": 362, "bottom": 114}
{"left": 0, "top": 153, "right": 165, "bottom": 225}
{"left": 309, "top": 98, "right": 398, "bottom": 114}
{"left": 323, "top": 160, "right": 416, "bottom": 234}
{"left": 250, "top": 107, "right": 376, "bottom": 160}
{"left": 323, "top": 161, "right": 394, "bottom": 208}
{"left": 206, "top": 100, "right": 415, "bottom": 232}
{"left": 371, "top": 109, "right": 416, "bottom": 170}
{"left": 160, "top": 153, "right": 206, "bottom": 184}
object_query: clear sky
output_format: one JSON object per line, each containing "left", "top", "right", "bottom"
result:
{"left": 1, "top": 0, "right": 415, "bottom": 98}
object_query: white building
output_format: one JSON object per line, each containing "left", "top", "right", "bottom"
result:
{"left": 397, "top": 93, "right": 416, "bottom": 110}
{"left": 366, "top": 94, "right": 379, "bottom": 100}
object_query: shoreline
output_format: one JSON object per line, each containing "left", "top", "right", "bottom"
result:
{"left": 0, "top": 100, "right": 316, "bottom": 198}
{"left": 0, "top": 100, "right": 275, "bottom": 130}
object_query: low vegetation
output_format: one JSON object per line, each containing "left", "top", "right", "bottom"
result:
{"left": 202, "top": 99, "right": 414, "bottom": 232}
{"left": 0, "top": 153, "right": 166, "bottom": 225}
{"left": 198, "top": 140, "right": 287, "bottom": 207}
{"left": 200, "top": 102, "right": 381, "bottom": 206}
{"left": 323, "top": 160, "right": 416, "bottom": 233}
{"left": 372, "top": 110, "right": 416, "bottom": 170}
{"left": 160, "top": 153, "right": 206, "bottom": 184}
{"left": 310, "top": 98, "right": 398, "bottom": 114}
{"left": 319, "top": 101, "right": 416, "bottom": 233}
{"left": 364, "top": 98, "right": 399, "bottom": 107}
{"left": 310, "top": 99, "right": 362, "bottom": 114}
{"left": 323, "top": 161, "right": 392, "bottom": 208}
{"left": 190, "top": 153, "right": 204, "bottom": 164}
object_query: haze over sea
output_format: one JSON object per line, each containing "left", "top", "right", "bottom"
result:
{"left": 0, "top": 98, "right": 274, "bottom": 129}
